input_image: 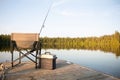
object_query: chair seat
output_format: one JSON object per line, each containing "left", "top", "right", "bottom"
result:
{"left": 11, "top": 33, "right": 39, "bottom": 49}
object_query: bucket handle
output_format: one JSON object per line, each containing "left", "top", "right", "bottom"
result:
{"left": 44, "top": 52, "right": 51, "bottom": 55}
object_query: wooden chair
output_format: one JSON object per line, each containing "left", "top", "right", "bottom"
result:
{"left": 10, "top": 33, "right": 41, "bottom": 68}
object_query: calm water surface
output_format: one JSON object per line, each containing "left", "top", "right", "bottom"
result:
{"left": 0, "top": 49, "right": 120, "bottom": 78}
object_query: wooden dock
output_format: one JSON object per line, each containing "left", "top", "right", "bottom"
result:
{"left": 1, "top": 60, "right": 120, "bottom": 80}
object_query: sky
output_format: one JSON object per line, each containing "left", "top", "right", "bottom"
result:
{"left": 0, "top": 0, "right": 120, "bottom": 37}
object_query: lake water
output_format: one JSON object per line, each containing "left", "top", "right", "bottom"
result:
{"left": 0, "top": 49, "right": 120, "bottom": 78}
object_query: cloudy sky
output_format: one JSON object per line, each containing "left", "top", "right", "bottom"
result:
{"left": 0, "top": 0, "right": 120, "bottom": 37}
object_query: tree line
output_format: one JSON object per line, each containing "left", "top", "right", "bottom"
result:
{"left": 0, "top": 31, "right": 120, "bottom": 56}
{"left": 40, "top": 31, "right": 120, "bottom": 56}
{"left": 0, "top": 34, "right": 10, "bottom": 51}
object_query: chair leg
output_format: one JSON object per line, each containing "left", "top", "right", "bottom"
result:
{"left": 35, "top": 50, "right": 38, "bottom": 69}
{"left": 38, "top": 49, "right": 41, "bottom": 68}
{"left": 11, "top": 52, "right": 14, "bottom": 67}
{"left": 19, "top": 52, "right": 21, "bottom": 64}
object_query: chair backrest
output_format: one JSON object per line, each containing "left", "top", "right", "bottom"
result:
{"left": 11, "top": 33, "right": 39, "bottom": 49}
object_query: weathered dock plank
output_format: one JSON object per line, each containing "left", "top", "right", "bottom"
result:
{"left": 2, "top": 60, "right": 120, "bottom": 80}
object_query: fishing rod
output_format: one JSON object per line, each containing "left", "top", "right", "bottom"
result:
{"left": 38, "top": 2, "right": 53, "bottom": 36}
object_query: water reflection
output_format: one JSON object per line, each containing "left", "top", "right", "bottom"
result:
{"left": 0, "top": 44, "right": 120, "bottom": 57}
{"left": 42, "top": 44, "right": 120, "bottom": 57}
